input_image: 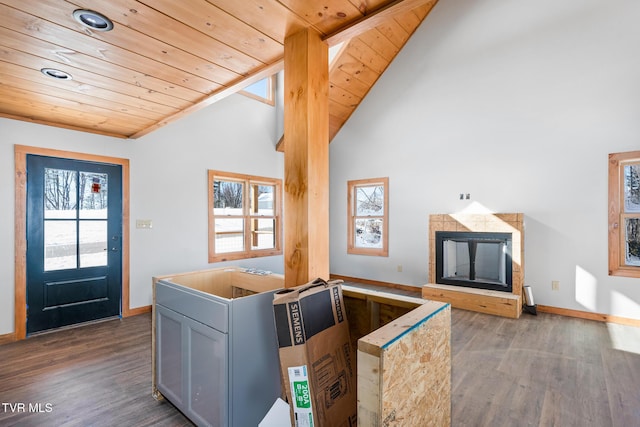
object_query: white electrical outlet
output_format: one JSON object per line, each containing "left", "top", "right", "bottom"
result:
{"left": 552, "top": 280, "right": 560, "bottom": 291}
{"left": 397, "top": 265, "right": 403, "bottom": 272}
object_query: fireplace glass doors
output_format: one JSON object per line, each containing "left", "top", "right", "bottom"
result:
{"left": 435, "top": 231, "right": 512, "bottom": 292}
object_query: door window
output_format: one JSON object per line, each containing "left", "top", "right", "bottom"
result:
{"left": 43, "top": 169, "right": 109, "bottom": 271}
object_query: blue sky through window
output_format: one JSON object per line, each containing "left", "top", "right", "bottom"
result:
{"left": 243, "top": 78, "right": 269, "bottom": 99}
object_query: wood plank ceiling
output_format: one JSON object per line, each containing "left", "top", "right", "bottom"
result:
{"left": 0, "top": 0, "right": 437, "bottom": 140}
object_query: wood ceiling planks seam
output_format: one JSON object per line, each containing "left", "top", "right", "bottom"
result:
{"left": 0, "top": 0, "right": 438, "bottom": 139}
{"left": 326, "top": 3, "right": 437, "bottom": 140}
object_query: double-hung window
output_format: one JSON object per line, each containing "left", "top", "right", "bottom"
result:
{"left": 347, "top": 177, "right": 389, "bottom": 256}
{"left": 208, "top": 170, "right": 282, "bottom": 262}
{"left": 609, "top": 151, "right": 640, "bottom": 277}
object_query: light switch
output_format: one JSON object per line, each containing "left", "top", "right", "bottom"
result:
{"left": 136, "top": 219, "right": 153, "bottom": 229}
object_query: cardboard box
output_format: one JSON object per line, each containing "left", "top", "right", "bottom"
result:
{"left": 273, "top": 279, "right": 357, "bottom": 427}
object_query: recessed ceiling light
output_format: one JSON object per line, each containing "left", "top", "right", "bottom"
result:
{"left": 41, "top": 68, "right": 73, "bottom": 80}
{"left": 72, "top": 9, "right": 114, "bottom": 31}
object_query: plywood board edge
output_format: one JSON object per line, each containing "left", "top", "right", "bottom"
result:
{"left": 357, "top": 301, "right": 449, "bottom": 353}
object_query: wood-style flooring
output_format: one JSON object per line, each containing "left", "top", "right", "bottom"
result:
{"left": 0, "top": 309, "right": 638, "bottom": 426}
{"left": 451, "top": 309, "right": 640, "bottom": 427}
{"left": 0, "top": 315, "right": 190, "bottom": 427}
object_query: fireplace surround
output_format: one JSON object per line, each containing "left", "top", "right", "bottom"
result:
{"left": 424, "top": 213, "right": 524, "bottom": 318}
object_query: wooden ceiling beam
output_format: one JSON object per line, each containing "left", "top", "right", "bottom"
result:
{"left": 131, "top": 60, "right": 284, "bottom": 139}
{"left": 323, "top": 0, "right": 437, "bottom": 46}
{"left": 275, "top": 134, "right": 285, "bottom": 152}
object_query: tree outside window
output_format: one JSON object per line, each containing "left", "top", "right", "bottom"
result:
{"left": 208, "top": 170, "right": 282, "bottom": 262}
{"left": 43, "top": 168, "right": 109, "bottom": 271}
{"left": 609, "top": 151, "right": 640, "bottom": 276}
{"left": 347, "top": 177, "right": 389, "bottom": 256}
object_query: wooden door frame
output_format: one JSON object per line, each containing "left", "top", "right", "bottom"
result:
{"left": 14, "top": 145, "right": 132, "bottom": 341}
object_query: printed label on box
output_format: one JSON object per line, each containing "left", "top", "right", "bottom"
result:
{"left": 288, "top": 365, "right": 314, "bottom": 427}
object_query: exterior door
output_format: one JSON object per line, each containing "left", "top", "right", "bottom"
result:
{"left": 26, "top": 155, "right": 122, "bottom": 334}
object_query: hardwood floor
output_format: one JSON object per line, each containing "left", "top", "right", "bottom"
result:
{"left": 0, "top": 314, "right": 191, "bottom": 427}
{"left": 0, "top": 309, "right": 638, "bottom": 426}
{"left": 451, "top": 309, "right": 640, "bottom": 427}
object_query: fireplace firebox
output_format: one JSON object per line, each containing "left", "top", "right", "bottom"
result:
{"left": 435, "top": 231, "right": 512, "bottom": 293}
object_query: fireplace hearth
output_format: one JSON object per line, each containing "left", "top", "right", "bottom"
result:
{"left": 435, "top": 231, "right": 512, "bottom": 293}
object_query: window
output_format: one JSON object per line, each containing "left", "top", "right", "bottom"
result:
{"left": 239, "top": 76, "right": 275, "bottom": 106}
{"left": 347, "top": 177, "right": 389, "bottom": 256}
{"left": 44, "top": 168, "right": 109, "bottom": 270}
{"left": 609, "top": 150, "right": 640, "bottom": 277}
{"left": 208, "top": 170, "right": 282, "bottom": 262}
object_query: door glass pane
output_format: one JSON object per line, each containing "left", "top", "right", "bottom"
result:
{"left": 45, "top": 220, "right": 77, "bottom": 271}
{"left": 251, "top": 184, "right": 274, "bottom": 216}
{"left": 215, "top": 219, "right": 244, "bottom": 253}
{"left": 354, "top": 218, "right": 383, "bottom": 248}
{"left": 80, "top": 172, "right": 108, "bottom": 219}
{"left": 625, "top": 218, "right": 640, "bottom": 266}
{"left": 44, "top": 168, "right": 77, "bottom": 219}
{"left": 213, "top": 180, "right": 243, "bottom": 215}
{"left": 355, "top": 185, "right": 384, "bottom": 215}
{"left": 80, "top": 221, "right": 108, "bottom": 268}
{"left": 251, "top": 218, "right": 275, "bottom": 250}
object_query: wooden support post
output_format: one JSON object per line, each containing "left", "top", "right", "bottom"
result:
{"left": 283, "top": 28, "right": 330, "bottom": 287}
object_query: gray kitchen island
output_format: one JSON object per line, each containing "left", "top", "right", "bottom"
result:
{"left": 152, "top": 267, "right": 284, "bottom": 427}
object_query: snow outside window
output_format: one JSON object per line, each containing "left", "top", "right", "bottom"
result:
{"left": 609, "top": 151, "right": 640, "bottom": 277}
{"left": 347, "top": 177, "right": 389, "bottom": 257}
{"left": 208, "top": 170, "right": 282, "bottom": 263}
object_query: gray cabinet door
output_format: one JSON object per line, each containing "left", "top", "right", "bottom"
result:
{"left": 157, "top": 305, "right": 229, "bottom": 427}
{"left": 156, "top": 304, "right": 185, "bottom": 407}
{"left": 185, "top": 315, "right": 228, "bottom": 427}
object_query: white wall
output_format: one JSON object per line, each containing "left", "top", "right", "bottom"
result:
{"left": 127, "top": 94, "right": 284, "bottom": 309}
{"left": 329, "top": 0, "right": 640, "bottom": 321}
{"left": 0, "top": 94, "right": 284, "bottom": 335}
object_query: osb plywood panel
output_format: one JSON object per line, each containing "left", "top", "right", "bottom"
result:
{"left": 378, "top": 303, "right": 414, "bottom": 328}
{"left": 358, "top": 302, "right": 451, "bottom": 426}
{"left": 345, "top": 294, "right": 421, "bottom": 357}
{"left": 345, "top": 295, "right": 372, "bottom": 352}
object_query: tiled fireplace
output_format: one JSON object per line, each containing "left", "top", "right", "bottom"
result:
{"left": 423, "top": 213, "right": 525, "bottom": 318}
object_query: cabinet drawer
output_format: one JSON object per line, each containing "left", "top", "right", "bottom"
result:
{"left": 156, "top": 280, "right": 228, "bottom": 333}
